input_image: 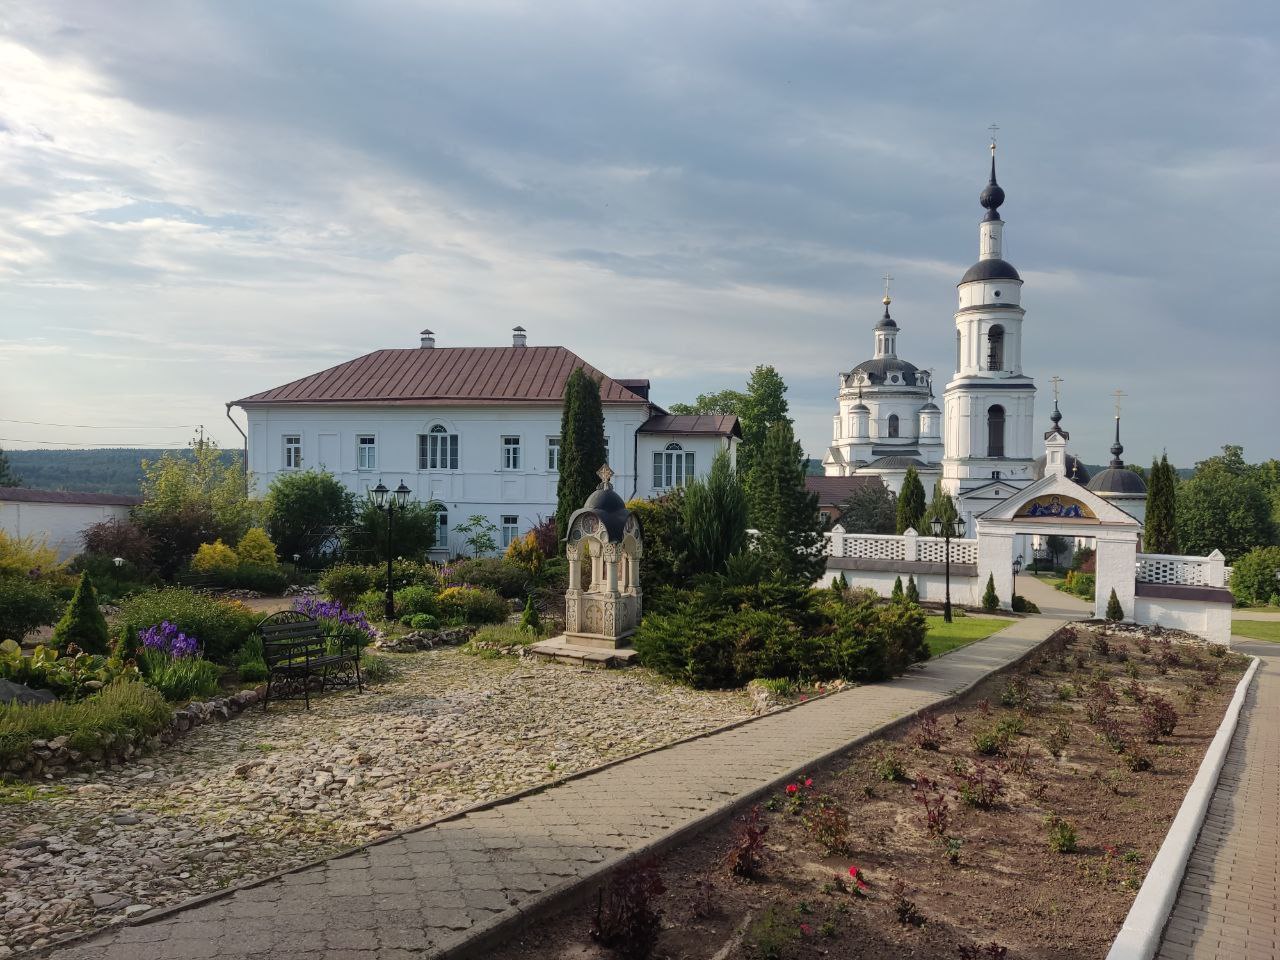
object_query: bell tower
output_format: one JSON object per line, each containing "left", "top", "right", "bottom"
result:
{"left": 942, "top": 139, "right": 1037, "bottom": 498}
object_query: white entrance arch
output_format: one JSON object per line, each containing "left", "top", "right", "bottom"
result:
{"left": 974, "top": 472, "right": 1141, "bottom": 618}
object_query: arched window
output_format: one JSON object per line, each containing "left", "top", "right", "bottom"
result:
{"left": 653, "top": 441, "right": 695, "bottom": 490}
{"left": 418, "top": 423, "right": 459, "bottom": 470}
{"left": 887, "top": 414, "right": 900, "bottom": 438}
{"left": 986, "top": 324, "right": 1005, "bottom": 371}
{"left": 987, "top": 404, "right": 1006, "bottom": 458}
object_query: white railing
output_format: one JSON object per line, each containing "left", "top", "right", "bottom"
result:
{"left": 826, "top": 526, "right": 978, "bottom": 565}
{"left": 1135, "top": 550, "right": 1228, "bottom": 588}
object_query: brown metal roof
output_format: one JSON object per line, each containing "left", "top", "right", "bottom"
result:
{"left": 804, "top": 475, "right": 885, "bottom": 507}
{"left": 234, "top": 346, "right": 650, "bottom": 406}
{"left": 0, "top": 487, "right": 141, "bottom": 507}
{"left": 639, "top": 414, "right": 741, "bottom": 438}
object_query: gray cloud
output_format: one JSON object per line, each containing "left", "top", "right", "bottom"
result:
{"left": 0, "top": 0, "right": 1276, "bottom": 465}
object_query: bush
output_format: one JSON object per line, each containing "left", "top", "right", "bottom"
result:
{"left": 504, "top": 531, "right": 545, "bottom": 576}
{"left": 81, "top": 517, "right": 155, "bottom": 571}
{"left": 519, "top": 597, "right": 543, "bottom": 635}
{"left": 235, "top": 637, "right": 268, "bottom": 683}
{"left": 395, "top": 584, "right": 439, "bottom": 618}
{"left": 1106, "top": 588, "right": 1124, "bottom": 622}
{"left": 0, "top": 639, "right": 140, "bottom": 701}
{"left": 0, "top": 576, "right": 62, "bottom": 642}
{"left": 1071, "top": 573, "right": 1097, "bottom": 600}
{"left": 436, "top": 586, "right": 509, "bottom": 625}
{"left": 0, "top": 680, "right": 171, "bottom": 765}
{"left": 1046, "top": 816, "right": 1078, "bottom": 853}
{"left": 0, "top": 530, "right": 64, "bottom": 580}
{"left": 139, "top": 650, "right": 222, "bottom": 702}
{"left": 352, "top": 588, "right": 387, "bottom": 621}
{"left": 1230, "top": 547, "right": 1280, "bottom": 606}
{"left": 191, "top": 540, "right": 239, "bottom": 575}
{"left": 235, "top": 527, "right": 279, "bottom": 568}
{"left": 50, "top": 573, "right": 111, "bottom": 655}
{"left": 982, "top": 574, "right": 999, "bottom": 612}
{"left": 445, "top": 558, "right": 532, "bottom": 599}
{"left": 347, "top": 500, "right": 438, "bottom": 563}
{"left": 906, "top": 575, "right": 920, "bottom": 604}
{"left": 117, "top": 589, "right": 259, "bottom": 664}
{"left": 70, "top": 552, "right": 154, "bottom": 604}
{"left": 1011, "top": 595, "right": 1040, "bottom": 614}
{"left": 319, "top": 563, "right": 376, "bottom": 606}
{"left": 627, "top": 494, "right": 690, "bottom": 594}
{"left": 405, "top": 613, "right": 439, "bottom": 630}
{"left": 264, "top": 469, "right": 356, "bottom": 566}
{"left": 892, "top": 576, "right": 904, "bottom": 601}
{"left": 219, "top": 564, "right": 290, "bottom": 594}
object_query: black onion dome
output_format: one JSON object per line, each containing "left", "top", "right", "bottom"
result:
{"left": 848, "top": 357, "right": 920, "bottom": 386}
{"left": 961, "top": 258, "right": 1021, "bottom": 283}
{"left": 584, "top": 486, "right": 626, "bottom": 514}
{"left": 566, "top": 478, "right": 632, "bottom": 542}
{"left": 1088, "top": 467, "right": 1147, "bottom": 495}
{"left": 980, "top": 148, "right": 1005, "bottom": 221}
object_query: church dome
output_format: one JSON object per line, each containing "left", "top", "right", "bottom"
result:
{"left": 851, "top": 401, "right": 870, "bottom": 412}
{"left": 1033, "top": 453, "right": 1090, "bottom": 484}
{"left": 960, "top": 258, "right": 1021, "bottom": 283}
{"left": 919, "top": 401, "right": 939, "bottom": 412}
{"left": 847, "top": 357, "right": 920, "bottom": 386}
{"left": 1088, "top": 467, "right": 1147, "bottom": 496}
{"left": 584, "top": 485, "right": 627, "bottom": 514}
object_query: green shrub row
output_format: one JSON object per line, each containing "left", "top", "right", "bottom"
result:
{"left": 116, "top": 588, "right": 260, "bottom": 664}
{"left": 0, "top": 681, "right": 172, "bottom": 764}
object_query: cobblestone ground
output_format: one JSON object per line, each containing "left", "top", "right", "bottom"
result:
{"left": 0, "top": 651, "right": 752, "bottom": 956}
{"left": 35, "top": 616, "right": 1065, "bottom": 960}
{"left": 1155, "top": 641, "right": 1280, "bottom": 960}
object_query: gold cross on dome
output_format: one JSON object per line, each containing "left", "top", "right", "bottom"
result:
{"left": 1112, "top": 388, "right": 1127, "bottom": 418}
{"left": 597, "top": 463, "right": 614, "bottom": 486}
{"left": 988, "top": 122, "right": 1000, "bottom": 148}
{"left": 882, "top": 274, "right": 893, "bottom": 303}
{"left": 1050, "top": 375, "right": 1063, "bottom": 403}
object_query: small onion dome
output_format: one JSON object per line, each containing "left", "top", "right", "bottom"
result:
{"left": 1088, "top": 467, "right": 1147, "bottom": 495}
{"left": 919, "top": 401, "right": 939, "bottom": 412}
{"left": 565, "top": 467, "right": 633, "bottom": 543}
{"left": 1033, "top": 453, "right": 1091, "bottom": 485}
{"left": 961, "top": 258, "right": 1021, "bottom": 283}
{"left": 851, "top": 401, "right": 870, "bottom": 412}
{"left": 980, "top": 145, "right": 1005, "bottom": 221}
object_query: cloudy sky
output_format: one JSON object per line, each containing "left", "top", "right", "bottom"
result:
{"left": 0, "top": 1, "right": 1276, "bottom": 467}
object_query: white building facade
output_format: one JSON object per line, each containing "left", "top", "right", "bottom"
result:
{"left": 232, "top": 332, "right": 739, "bottom": 557}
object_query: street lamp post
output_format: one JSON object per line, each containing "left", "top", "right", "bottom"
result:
{"left": 930, "top": 514, "right": 967, "bottom": 623}
{"left": 1013, "top": 553, "right": 1024, "bottom": 606}
{"left": 369, "top": 480, "right": 412, "bottom": 620}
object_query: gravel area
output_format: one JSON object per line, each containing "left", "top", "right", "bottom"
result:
{"left": 0, "top": 651, "right": 752, "bottom": 955}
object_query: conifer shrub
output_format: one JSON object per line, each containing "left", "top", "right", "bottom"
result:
{"left": 190, "top": 540, "right": 239, "bottom": 575}
{"left": 982, "top": 574, "right": 999, "bottom": 612}
{"left": 906, "top": 574, "right": 920, "bottom": 604}
{"left": 235, "top": 527, "right": 279, "bottom": 568}
{"left": 1106, "top": 588, "right": 1124, "bottom": 622}
{"left": 50, "top": 572, "right": 111, "bottom": 655}
{"left": 518, "top": 597, "right": 544, "bottom": 635}
{"left": 892, "top": 575, "right": 904, "bottom": 601}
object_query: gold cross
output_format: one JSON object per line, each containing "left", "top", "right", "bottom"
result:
{"left": 1050, "top": 375, "right": 1063, "bottom": 403}
{"left": 988, "top": 122, "right": 999, "bottom": 148}
{"left": 597, "top": 463, "right": 614, "bottom": 486}
{"left": 1112, "top": 388, "right": 1127, "bottom": 418}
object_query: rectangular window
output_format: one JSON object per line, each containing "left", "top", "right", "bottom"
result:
{"left": 603, "top": 436, "right": 610, "bottom": 465}
{"left": 652, "top": 446, "right": 694, "bottom": 490}
{"left": 418, "top": 429, "right": 459, "bottom": 470}
{"left": 502, "top": 436, "right": 521, "bottom": 470}
{"left": 283, "top": 435, "right": 302, "bottom": 469}
{"left": 501, "top": 515, "right": 520, "bottom": 548}
{"left": 356, "top": 435, "right": 377, "bottom": 470}
{"left": 546, "top": 437, "right": 561, "bottom": 472}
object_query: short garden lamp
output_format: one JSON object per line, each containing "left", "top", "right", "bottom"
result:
{"left": 112, "top": 556, "right": 125, "bottom": 568}
{"left": 1013, "top": 553, "right": 1024, "bottom": 604}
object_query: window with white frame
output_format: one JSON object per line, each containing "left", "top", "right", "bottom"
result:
{"left": 418, "top": 425, "right": 459, "bottom": 470}
{"left": 546, "top": 437, "right": 561, "bottom": 471}
{"left": 501, "top": 515, "right": 520, "bottom": 547}
{"left": 502, "top": 436, "right": 522, "bottom": 470}
{"left": 283, "top": 435, "right": 302, "bottom": 469}
{"left": 356, "top": 435, "right": 377, "bottom": 470}
{"left": 653, "top": 442, "right": 694, "bottom": 490}
{"left": 603, "top": 436, "right": 610, "bottom": 464}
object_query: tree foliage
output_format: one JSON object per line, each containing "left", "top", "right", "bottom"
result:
{"left": 1105, "top": 588, "right": 1124, "bottom": 622}
{"left": 1229, "top": 546, "right": 1280, "bottom": 606}
{"left": 683, "top": 451, "right": 748, "bottom": 576}
{"left": 1176, "top": 445, "right": 1275, "bottom": 562}
{"left": 628, "top": 494, "right": 690, "bottom": 594}
{"left": 347, "top": 500, "right": 439, "bottom": 563}
{"left": 737, "top": 365, "right": 791, "bottom": 479}
{"left": 837, "top": 480, "right": 896, "bottom": 534}
{"left": 51, "top": 572, "right": 111, "bottom": 655}
{"left": 668, "top": 389, "right": 747, "bottom": 417}
{"left": 982, "top": 574, "right": 999, "bottom": 612}
{"left": 556, "top": 367, "right": 607, "bottom": 538}
{"left": 236, "top": 527, "right": 279, "bottom": 568}
{"left": 1143, "top": 453, "right": 1179, "bottom": 554}
{"left": 264, "top": 469, "right": 356, "bottom": 565}
{"left": 0, "top": 447, "right": 22, "bottom": 487}
{"left": 921, "top": 480, "right": 959, "bottom": 537}
{"left": 896, "top": 467, "right": 927, "bottom": 534}
{"left": 747, "top": 421, "right": 826, "bottom": 587}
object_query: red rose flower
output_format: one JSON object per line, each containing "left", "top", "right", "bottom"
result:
{"left": 786, "top": 783, "right": 798, "bottom": 795}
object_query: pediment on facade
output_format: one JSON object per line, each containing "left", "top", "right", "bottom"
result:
{"left": 977, "top": 473, "right": 1139, "bottom": 527}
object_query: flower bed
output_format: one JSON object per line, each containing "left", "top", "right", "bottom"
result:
{"left": 486, "top": 625, "right": 1249, "bottom": 960}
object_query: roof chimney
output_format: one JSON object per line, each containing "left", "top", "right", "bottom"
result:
{"left": 420, "top": 328, "right": 435, "bottom": 349}
{"left": 512, "top": 325, "right": 527, "bottom": 348}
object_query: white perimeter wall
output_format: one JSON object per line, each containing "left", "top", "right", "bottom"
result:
{"left": 0, "top": 501, "right": 133, "bottom": 561}
{"left": 1133, "top": 596, "right": 1232, "bottom": 646}
{"left": 819, "top": 568, "right": 982, "bottom": 606}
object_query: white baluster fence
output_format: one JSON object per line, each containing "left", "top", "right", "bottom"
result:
{"left": 1134, "top": 550, "right": 1228, "bottom": 588}
{"left": 825, "top": 527, "right": 978, "bottom": 565}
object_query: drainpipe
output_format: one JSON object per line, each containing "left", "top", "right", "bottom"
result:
{"left": 224, "top": 403, "right": 249, "bottom": 496}
{"left": 632, "top": 405, "right": 650, "bottom": 499}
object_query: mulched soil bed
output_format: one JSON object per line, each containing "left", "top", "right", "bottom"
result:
{"left": 491, "top": 625, "right": 1249, "bottom": 960}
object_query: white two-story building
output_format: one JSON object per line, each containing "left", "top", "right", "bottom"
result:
{"left": 230, "top": 328, "right": 740, "bottom": 556}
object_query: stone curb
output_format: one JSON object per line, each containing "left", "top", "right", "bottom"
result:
{"left": 1105, "top": 654, "right": 1261, "bottom": 960}
{"left": 435, "top": 621, "right": 1074, "bottom": 960}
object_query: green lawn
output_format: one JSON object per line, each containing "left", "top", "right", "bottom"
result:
{"left": 1232, "top": 619, "right": 1280, "bottom": 643}
{"left": 926, "top": 615, "right": 1015, "bottom": 657}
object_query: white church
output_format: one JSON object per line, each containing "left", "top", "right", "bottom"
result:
{"left": 823, "top": 144, "right": 1148, "bottom": 536}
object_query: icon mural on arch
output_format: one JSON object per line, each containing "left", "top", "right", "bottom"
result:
{"left": 1017, "top": 494, "right": 1094, "bottom": 520}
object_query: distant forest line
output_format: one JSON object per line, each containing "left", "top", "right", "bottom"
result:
{"left": 4, "top": 448, "right": 241, "bottom": 496}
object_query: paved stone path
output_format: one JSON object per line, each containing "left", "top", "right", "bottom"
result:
{"left": 1155, "top": 640, "right": 1280, "bottom": 960}
{"left": 39, "top": 615, "right": 1068, "bottom": 960}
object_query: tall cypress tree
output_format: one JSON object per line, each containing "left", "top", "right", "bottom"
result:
{"left": 747, "top": 421, "right": 826, "bottom": 586}
{"left": 556, "top": 368, "right": 607, "bottom": 538}
{"left": 1144, "top": 453, "right": 1178, "bottom": 554}
{"left": 896, "top": 466, "right": 927, "bottom": 534}
{"left": 921, "top": 479, "right": 959, "bottom": 537}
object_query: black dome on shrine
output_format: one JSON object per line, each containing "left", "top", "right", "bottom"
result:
{"left": 961, "top": 258, "right": 1021, "bottom": 283}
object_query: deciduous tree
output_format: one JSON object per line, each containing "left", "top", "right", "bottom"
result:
{"left": 265, "top": 469, "right": 356, "bottom": 565}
